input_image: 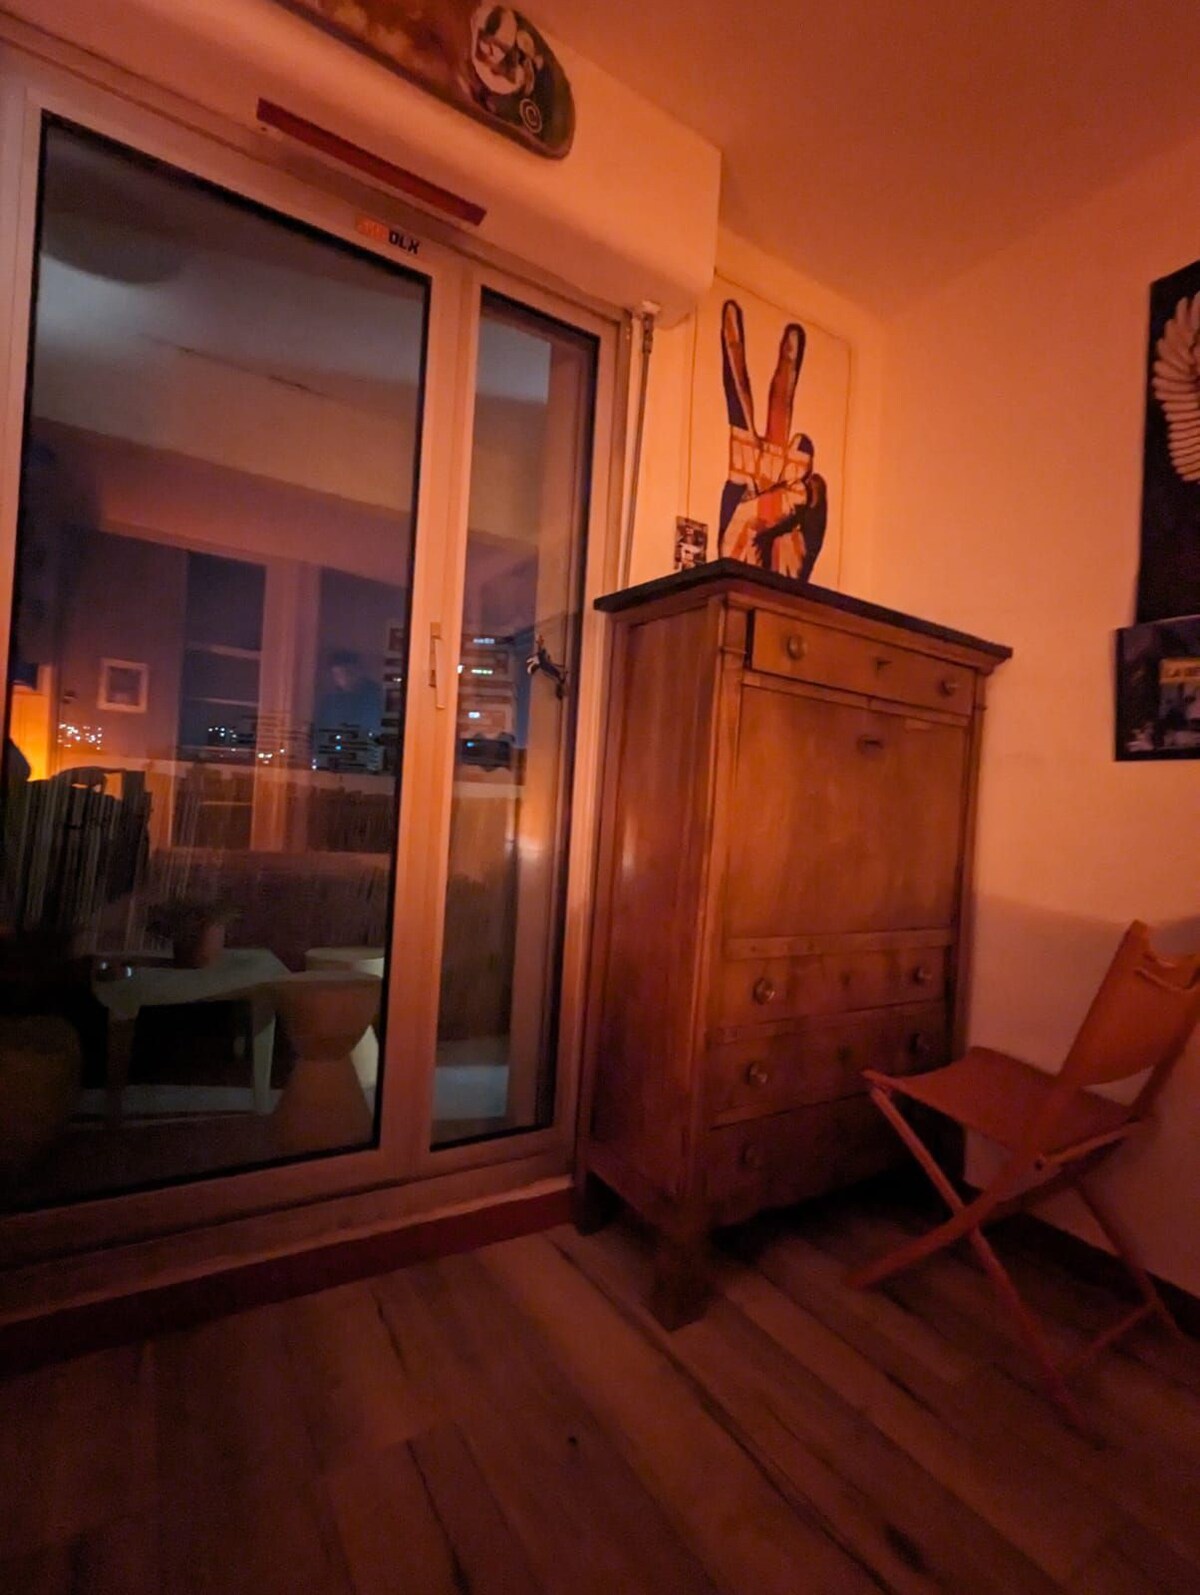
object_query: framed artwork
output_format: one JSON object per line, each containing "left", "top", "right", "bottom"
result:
{"left": 688, "top": 277, "right": 851, "bottom": 590}
{"left": 272, "top": 2, "right": 574, "bottom": 158}
{"left": 98, "top": 658, "right": 148, "bottom": 713}
{"left": 1114, "top": 615, "right": 1200, "bottom": 760}
{"left": 673, "top": 516, "right": 708, "bottom": 570}
{"left": 1138, "top": 260, "right": 1200, "bottom": 622}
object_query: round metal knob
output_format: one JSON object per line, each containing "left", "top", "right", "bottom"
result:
{"left": 785, "top": 633, "right": 806, "bottom": 661}
{"left": 744, "top": 1060, "right": 771, "bottom": 1088}
{"left": 752, "top": 977, "right": 777, "bottom": 1006}
{"left": 909, "top": 1031, "right": 933, "bottom": 1059}
{"left": 740, "top": 1144, "right": 765, "bottom": 1171}
{"left": 836, "top": 1043, "right": 854, "bottom": 1065}
{"left": 912, "top": 965, "right": 934, "bottom": 987}
{"left": 939, "top": 677, "right": 961, "bottom": 697}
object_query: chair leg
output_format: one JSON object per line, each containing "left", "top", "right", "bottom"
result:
{"left": 961, "top": 1218, "right": 1088, "bottom": 1429}
{"left": 1070, "top": 1177, "right": 1185, "bottom": 1344}
{"left": 850, "top": 1086, "right": 1089, "bottom": 1429}
{"left": 846, "top": 1088, "right": 1000, "bottom": 1289}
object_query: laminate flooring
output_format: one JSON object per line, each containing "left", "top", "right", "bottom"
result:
{"left": 2, "top": 1181, "right": 1198, "bottom": 1594}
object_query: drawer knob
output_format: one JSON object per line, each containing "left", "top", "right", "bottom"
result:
{"left": 874, "top": 656, "right": 891, "bottom": 672}
{"left": 744, "top": 1060, "right": 771, "bottom": 1087}
{"left": 785, "top": 633, "right": 807, "bottom": 661}
{"left": 912, "top": 965, "right": 935, "bottom": 987}
{"left": 909, "top": 1032, "right": 934, "bottom": 1059}
{"left": 836, "top": 1043, "right": 854, "bottom": 1065}
{"left": 740, "top": 1144, "right": 765, "bottom": 1172}
{"left": 752, "top": 976, "right": 778, "bottom": 1006}
{"left": 939, "top": 677, "right": 961, "bottom": 698}
{"left": 857, "top": 735, "right": 886, "bottom": 756}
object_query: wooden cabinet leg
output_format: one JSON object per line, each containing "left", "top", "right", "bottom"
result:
{"left": 573, "top": 1169, "right": 620, "bottom": 1235}
{"left": 650, "top": 1230, "right": 711, "bottom": 1329}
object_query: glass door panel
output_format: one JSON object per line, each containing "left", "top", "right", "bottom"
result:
{"left": 433, "top": 292, "right": 597, "bottom": 1147}
{"left": 1, "top": 117, "right": 428, "bottom": 1208}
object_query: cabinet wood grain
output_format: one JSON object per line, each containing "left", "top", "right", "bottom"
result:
{"left": 578, "top": 565, "right": 1009, "bottom": 1325}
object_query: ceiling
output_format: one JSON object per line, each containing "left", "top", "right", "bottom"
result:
{"left": 534, "top": 0, "right": 1200, "bottom": 314}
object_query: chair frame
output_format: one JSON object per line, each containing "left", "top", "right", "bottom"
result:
{"left": 847, "top": 922, "right": 1200, "bottom": 1428}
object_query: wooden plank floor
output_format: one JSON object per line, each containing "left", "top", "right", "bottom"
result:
{"left": 2, "top": 1181, "right": 1198, "bottom": 1594}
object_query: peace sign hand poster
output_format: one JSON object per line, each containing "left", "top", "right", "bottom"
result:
{"left": 691, "top": 279, "right": 850, "bottom": 588}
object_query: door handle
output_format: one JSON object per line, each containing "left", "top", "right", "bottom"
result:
{"left": 429, "top": 622, "right": 447, "bottom": 711}
{"left": 526, "top": 633, "right": 568, "bottom": 699}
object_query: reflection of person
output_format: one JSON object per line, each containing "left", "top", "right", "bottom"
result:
{"left": 316, "top": 649, "right": 383, "bottom": 747}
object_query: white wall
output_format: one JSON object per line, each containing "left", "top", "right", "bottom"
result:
{"left": 872, "top": 132, "right": 1200, "bottom": 1293}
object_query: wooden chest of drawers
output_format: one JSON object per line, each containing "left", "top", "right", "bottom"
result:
{"left": 576, "top": 560, "right": 1009, "bottom": 1326}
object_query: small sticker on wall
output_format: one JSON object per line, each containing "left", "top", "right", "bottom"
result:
{"left": 674, "top": 517, "right": 708, "bottom": 571}
{"left": 355, "top": 216, "right": 421, "bottom": 256}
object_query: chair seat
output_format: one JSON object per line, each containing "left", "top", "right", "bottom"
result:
{"left": 869, "top": 1046, "right": 1132, "bottom": 1153}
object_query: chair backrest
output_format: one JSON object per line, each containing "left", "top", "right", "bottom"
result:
{"left": 1059, "top": 921, "right": 1200, "bottom": 1110}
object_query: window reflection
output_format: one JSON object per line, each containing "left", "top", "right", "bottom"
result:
{"left": 0, "top": 120, "right": 426, "bottom": 1206}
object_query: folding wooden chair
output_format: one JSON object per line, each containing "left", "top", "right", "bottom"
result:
{"left": 846, "top": 921, "right": 1200, "bottom": 1426}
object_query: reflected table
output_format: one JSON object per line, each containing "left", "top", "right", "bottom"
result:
{"left": 92, "top": 947, "right": 289, "bottom": 1123}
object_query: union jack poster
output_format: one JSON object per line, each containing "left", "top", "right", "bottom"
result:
{"left": 689, "top": 278, "right": 850, "bottom": 588}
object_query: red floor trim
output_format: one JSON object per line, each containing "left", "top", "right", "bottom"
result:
{"left": 0, "top": 1185, "right": 571, "bottom": 1375}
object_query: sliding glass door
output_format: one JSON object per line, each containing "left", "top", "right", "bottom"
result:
{"left": 1, "top": 117, "right": 427, "bottom": 1206}
{"left": 433, "top": 294, "right": 597, "bottom": 1148}
{"left": 0, "top": 70, "right": 614, "bottom": 1245}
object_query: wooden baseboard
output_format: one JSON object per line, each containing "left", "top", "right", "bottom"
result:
{"left": 1003, "top": 1209, "right": 1200, "bottom": 1338}
{"left": 0, "top": 1183, "right": 571, "bottom": 1376}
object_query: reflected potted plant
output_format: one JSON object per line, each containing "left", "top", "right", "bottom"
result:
{"left": 147, "top": 895, "right": 239, "bottom": 969}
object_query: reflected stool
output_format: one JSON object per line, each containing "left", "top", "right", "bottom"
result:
{"left": 304, "top": 946, "right": 384, "bottom": 1093}
{"left": 270, "top": 972, "right": 380, "bottom": 1155}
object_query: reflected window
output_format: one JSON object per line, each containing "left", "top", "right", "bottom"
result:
{"left": 0, "top": 118, "right": 427, "bottom": 1206}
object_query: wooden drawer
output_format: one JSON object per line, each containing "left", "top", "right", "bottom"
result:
{"left": 705, "top": 1098, "right": 902, "bottom": 1225}
{"left": 706, "top": 1002, "right": 948, "bottom": 1125}
{"left": 750, "top": 608, "right": 974, "bottom": 714}
{"left": 713, "top": 945, "right": 948, "bottom": 1032}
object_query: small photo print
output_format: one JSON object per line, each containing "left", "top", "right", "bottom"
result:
{"left": 98, "top": 659, "right": 148, "bottom": 713}
{"left": 1115, "top": 614, "right": 1200, "bottom": 760}
{"left": 674, "top": 516, "right": 709, "bottom": 571}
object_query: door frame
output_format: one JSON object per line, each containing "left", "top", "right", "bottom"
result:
{"left": 0, "top": 42, "right": 621, "bottom": 1269}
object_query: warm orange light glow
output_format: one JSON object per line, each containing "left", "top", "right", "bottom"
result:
{"left": 9, "top": 679, "right": 52, "bottom": 781}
